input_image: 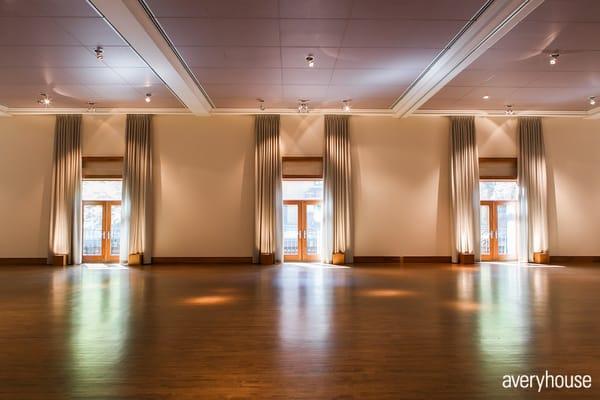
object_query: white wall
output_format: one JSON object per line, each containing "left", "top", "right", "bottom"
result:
{"left": 1, "top": 113, "right": 600, "bottom": 259}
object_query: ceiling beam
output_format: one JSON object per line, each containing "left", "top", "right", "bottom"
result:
{"left": 88, "top": 0, "right": 212, "bottom": 116}
{"left": 392, "top": 0, "right": 545, "bottom": 118}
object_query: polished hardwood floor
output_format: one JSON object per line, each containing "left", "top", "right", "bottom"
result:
{"left": 0, "top": 262, "right": 599, "bottom": 399}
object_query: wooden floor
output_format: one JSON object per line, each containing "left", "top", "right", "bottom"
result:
{"left": 0, "top": 262, "right": 599, "bottom": 399}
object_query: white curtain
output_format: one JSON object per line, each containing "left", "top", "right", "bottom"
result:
{"left": 323, "top": 115, "right": 353, "bottom": 263}
{"left": 450, "top": 116, "right": 480, "bottom": 263}
{"left": 120, "top": 114, "right": 153, "bottom": 264}
{"left": 48, "top": 115, "right": 82, "bottom": 265}
{"left": 254, "top": 115, "right": 283, "bottom": 263}
{"left": 518, "top": 117, "right": 548, "bottom": 262}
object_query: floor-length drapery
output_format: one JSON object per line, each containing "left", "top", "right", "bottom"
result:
{"left": 120, "top": 114, "right": 153, "bottom": 264}
{"left": 518, "top": 117, "right": 548, "bottom": 262}
{"left": 450, "top": 116, "right": 480, "bottom": 263}
{"left": 254, "top": 114, "right": 282, "bottom": 263}
{"left": 48, "top": 115, "right": 82, "bottom": 265}
{"left": 323, "top": 115, "right": 353, "bottom": 264}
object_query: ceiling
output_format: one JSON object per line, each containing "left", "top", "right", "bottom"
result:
{"left": 423, "top": 0, "right": 600, "bottom": 112}
{"left": 0, "top": 0, "right": 182, "bottom": 108}
{"left": 145, "top": 0, "right": 487, "bottom": 109}
{"left": 0, "top": 0, "right": 598, "bottom": 115}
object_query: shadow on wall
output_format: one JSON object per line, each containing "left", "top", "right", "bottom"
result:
{"left": 475, "top": 117, "right": 518, "bottom": 157}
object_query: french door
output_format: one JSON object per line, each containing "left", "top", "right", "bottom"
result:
{"left": 480, "top": 201, "right": 518, "bottom": 261}
{"left": 82, "top": 201, "right": 121, "bottom": 263}
{"left": 283, "top": 200, "right": 322, "bottom": 262}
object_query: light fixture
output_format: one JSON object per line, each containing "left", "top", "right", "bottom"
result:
{"left": 37, "top": 93, "right": 51, "bottom": 106}
{"left": 482, "top": 95, "right": 490, "bottom": 100}
{"left": 505, "top": 104, "right": 514, "bottom": 115}
{"left": 257, "top": 98, "right": 265, "bottom": 111}
{"left": 145, "top": 93, "right": 152, "bottom": 103}
{"left": 87, "top": 101, "right": 96, "bottom": 112}
{"left": 549, "top": 52, "right": 559, "bottom": 65}
{"left": 94, "top": 46, "right": 104, "bottom": 60}
{"left": 305, "top": 54, "right": 315, "bottom": 68}
{"left": 342, "top": 99, "right": 352, "bottom": 112}
{"left": 590, "top": 96, "right": 596, "bottom": 106}
{"left": 298, "top": 99, "right": 309, "bottom": 113}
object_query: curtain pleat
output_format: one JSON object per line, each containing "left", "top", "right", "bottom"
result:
{"left": 254, "top": 115, "right": 283, "bottom": 263}
{"left": 323, "top": 115, "right": 353, "bottom": 263}
{"left": 518, "top": 117, "right": 548, "bottom": 262}
{"left": 48, "top": 115, "right": 82, "bottom": 265}
{"left": 121, "top": 114, "right": 153, "bottom": 264}
{"left": 450, "top": 116, "right": 480, "bottom": 263}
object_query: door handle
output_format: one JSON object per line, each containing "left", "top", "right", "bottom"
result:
{"left": 102, "top": 231, "right": 106, "bottom": 240}
{"left": 303, "top": 230, "right": 307, "bottom": 239}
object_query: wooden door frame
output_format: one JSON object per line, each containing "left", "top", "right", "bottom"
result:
{"left": 82, "top": 200, "right": 121, "bottom": 263}
{"left": 480, "top": 200, "right": 517, "bottom": 261}
{"left": 283, "top": 200, "right": 303, "bottom": 261}
{"left": 283, "top": 199, "right": 322, "bottom": 262}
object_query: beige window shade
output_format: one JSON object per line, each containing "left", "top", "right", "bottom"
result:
{"left": 282, "top": 156, "right": 323, "bottom": 179}
{"left": 82, "top": 156, "right": 123, "bottom": 179}
{"left": 479, "top": 157, "right": 517, "bottom": 179}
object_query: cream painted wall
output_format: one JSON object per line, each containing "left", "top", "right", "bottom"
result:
{"left": 152, "top": 115, "right": 254, "bottom": 257}
{"left": 351, "top": 116, "right": 452, "bottom": 256}
{"left": 1, "top": 113, "right": 600, "bottom": 259}
{"left": 0, "top": 116, "right": 54, "bottom": 257}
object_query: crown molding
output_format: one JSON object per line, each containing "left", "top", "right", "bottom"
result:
{"left": 1, "top": 106, "right": 596, "bottom": 119}
{"left": 392, "top": 0, "right": 545, "bottom": 118}
{"left": 88, "top": 0, "right": 212, "bottom": 115}
{"left": 5, "top": 107, "right": 191, "bottom": 116}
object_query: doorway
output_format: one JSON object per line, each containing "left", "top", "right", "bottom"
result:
{"left": 82, "top": 180, "right": 122, "bottom": 263}
{"left": 282, "top": 181, "right": 323, "bottom": 262}
{"left": 480, "top": 181, "right": 518, "bottom": 261}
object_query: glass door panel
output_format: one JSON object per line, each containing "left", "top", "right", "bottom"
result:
{"left": 497, "top": 202, "right": 517, "bottom": 260}
{"left": 109, "top": 203, "right": 121, "bottom": 260}
{"left": 283, "top": 202, "right": 301, "bottom": 261}
{"left": 480, "top": 203, "right": 492, "bottom": 261}
{"left": 303, "top": 202, "right": 322, "bottom": 261}
{"left": 83, "top": 203, "right": 104, "bottom": 262}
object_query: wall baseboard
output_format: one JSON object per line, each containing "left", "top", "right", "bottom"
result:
{"left": 550, "top": 256, "right": 600, "bottom": 264}
{"left": 0, "top": 258, "right": 47, "bottom": 265}
{"left": 353, "top": 256, "right": 452, "bottom": 264}
{"left": 152, "top": 257, "right": 253, "bottom": 264}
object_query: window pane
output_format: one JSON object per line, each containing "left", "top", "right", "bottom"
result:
{"left": 110, "top": 205, "right": 121, "bottom": 256}
{"left": 305, "top": 203, "right": 322, "bottom": 257}
{"left": 479, "top": 181, "right": 518, "bottom": 201}
{"left": 83, "top": 205, "right": 103, "bottom": 256}
{"left": 480, "top": 205, "right": 490, "bottom": 255}
{"left": 282, "top": 180, "right": 323, "bottom": 200}
{"left": 82, "top": 180, "right": 122, "bottom": 201}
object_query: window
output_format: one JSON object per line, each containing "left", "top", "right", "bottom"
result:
{"left": 480, "top": 181, "right": 518, "bottom": 261}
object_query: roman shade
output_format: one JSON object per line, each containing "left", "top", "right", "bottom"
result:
{"left": 120, "top": 114, "right": 153, "bottom": 264}
{"left": 282, "top": 156, "right": 323, "bottom": 179}
{"left": 254, "top": 115, "right": 283, "bottom": 263}
{"left": 323, "top": 115, "right": 353, "bottom": 264}
{"left": 82, "top": 156, "right": 123, "bottom": 179}
{"left": 518, "top": 117, "right": 549, "bottom": 262}
{"left": 450, "top": 116, "right": 480, "bottom": 263}
{"left": 48, "top": 115, "right": 82, "bottom": 265}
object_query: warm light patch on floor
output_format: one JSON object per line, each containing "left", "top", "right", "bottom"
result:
{"left": 359, "top": 289, "right": 417, "bottom": 298}
{"left": 445, "top": 300, "right": 487, "bottom": 312}
{"left": 181, "top": 295, "right": 237, "bottom": 306}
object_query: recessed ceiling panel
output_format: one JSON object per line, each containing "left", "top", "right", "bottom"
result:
{"left": 423, "top": 0, "right": 600, "bottom": 112}
{"left": 0, "top": 0, "right": 182, "bottom": 109}
{"left": 145, "top": 0, "right": 487, "bottom": 109}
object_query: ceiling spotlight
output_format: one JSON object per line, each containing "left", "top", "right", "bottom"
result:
{"left": 145, "top": 93, "right": 152, "bottom": 103}
{"left": 87, "top": 101, "right": 96, "bottom": 112}
{"left": 257, "top": 98, "right": 265, "bottom": 111}
{"left": 94, "top": 46, "right": 104, "bottom": 60}
{"left": 549, "top": 52, "right": 559, "bottom": 65}
{"left": 342, "top": 99, "right": 352, "bottom": 112}
{"left": 298, "top": 99, "right": 310, "bottom": 113}
{"left": 37, "top": 93, "right": 51, "bottom": 106}
{"left": 505, "top": 104, "right": 514, "bottom": 115}
{"left": 305, "top": 54, "right": 315, "bottom": 68}
{"left": 590, "top": 96, "right": 597, "bottom": 106}
{"left": 482, "top": 95, "right": 490, "bottom": 100}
